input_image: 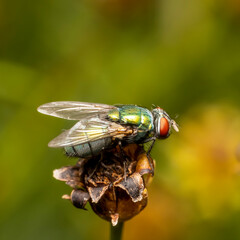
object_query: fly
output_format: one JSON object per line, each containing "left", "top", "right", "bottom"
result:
{"left": 37, "top": 102, "right": 179, "bottom": 159}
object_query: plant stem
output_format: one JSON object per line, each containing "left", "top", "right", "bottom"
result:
{"left": 110, "top": 222, "right": 124, "bottom": 240}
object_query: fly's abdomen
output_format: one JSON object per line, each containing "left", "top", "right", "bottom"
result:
{"left": 108, "top": 105, "right": 153, "bottom": 131}
{"left": 65, "top": 137, "right": 112, "bottom": 158}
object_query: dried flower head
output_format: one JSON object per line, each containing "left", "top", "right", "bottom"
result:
{"left": 53, "top": 144, "right": 154, "bottom": 226}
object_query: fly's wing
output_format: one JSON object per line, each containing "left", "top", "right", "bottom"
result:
{"left": 48, "top": 118, "right": 133, "bottom": 148}
{"left": 37, "top": 101, "right": 116, "bottom": 120}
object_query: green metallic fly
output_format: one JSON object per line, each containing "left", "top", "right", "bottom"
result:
{"left": 38, "top": 102, "right": 179, "bottom": 158}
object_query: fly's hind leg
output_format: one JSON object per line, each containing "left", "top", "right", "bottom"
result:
{"left": 87, "top": 153, "right": 103, "bottom": 180}
{"left": 117, "top": 141, "right": 129, "bottom": 181}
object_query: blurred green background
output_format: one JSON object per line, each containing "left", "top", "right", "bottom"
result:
{"left": 1, "top": 0, "right": 240, "bottom": 239}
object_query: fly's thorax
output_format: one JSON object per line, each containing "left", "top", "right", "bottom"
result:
{"left": 107, "top": 105, "right": 153, "bottom": 132}
{"left": 107, "top": 109, "right": 119, "bottom": 121}
{"left": 140, "top": 108, "right": 153, "bottom": 131}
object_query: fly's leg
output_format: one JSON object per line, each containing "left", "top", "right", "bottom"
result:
{"left": 123, "top": 161, "right": 127, "bottom": 182}
{"left": 142, "top": 137, "right": 156, "bottom": 176}
{"left": 87, "top": 153, "right": 103, "bottom": 180}
{"left": 118, "top": 141, "right": 128, "bottom": 181}
{"left": 146, "top": 137, "right": 156, "bottom": 155}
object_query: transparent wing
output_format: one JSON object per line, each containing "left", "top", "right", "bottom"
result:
{"left": 48, "top": 118, "right": 133, "bottom": 148}
{"left": 37, "top": 101, "right": 116, "bottom": 120}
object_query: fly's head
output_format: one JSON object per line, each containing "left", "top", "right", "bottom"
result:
{"left": 152, "top": 107, "right": 179, "bottom": 139}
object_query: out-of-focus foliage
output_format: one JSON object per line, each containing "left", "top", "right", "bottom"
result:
{"left": 0, "top": 0, "right": 240, "bottom": 239}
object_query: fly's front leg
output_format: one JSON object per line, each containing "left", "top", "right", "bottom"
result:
{"left": 142, "top": 137, "right": 156, "bottom": 176}
{"left": 145, "top": 137, "right": 156, "bottom": 155}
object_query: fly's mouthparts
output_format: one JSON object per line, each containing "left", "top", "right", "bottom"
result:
{"left": 171, "top": 120, "right": 179, "bottom": 132}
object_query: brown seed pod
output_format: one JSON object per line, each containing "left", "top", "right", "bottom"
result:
{"left": 53, "top": 144, "right": 154, "bottom": 226}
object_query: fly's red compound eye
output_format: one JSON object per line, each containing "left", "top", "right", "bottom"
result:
{"left": 160, "top": 117, "right": 169, "bottom": 137}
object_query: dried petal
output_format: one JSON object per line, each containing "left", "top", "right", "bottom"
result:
{"left": 136, "top": 152, "right": 154, "bottom": 176}
{"left": 88, "top": 185, "right": 109, "bottom": 203}
{"left": 62, "top": 194, "right": 71, "bottom": 200}
{"left": 53, "top": 166, "right": 84, "bottom": 188}
{"left": 70, "top": 189, "right": 90, "bottom": 209}
{"left": 116, "top": 172, "right": 144, "bottom": 202}
{"left": 111, "top": 213, "right": 119, "bottom": 226}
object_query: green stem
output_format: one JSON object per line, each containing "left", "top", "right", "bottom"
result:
{"left": 110, "top": 222, "right": 124, "bottom": 240}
